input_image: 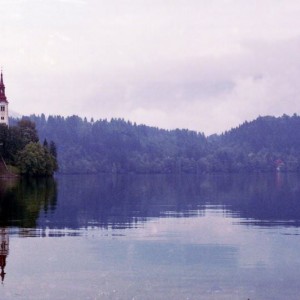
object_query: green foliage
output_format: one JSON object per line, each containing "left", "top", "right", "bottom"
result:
{"left": 49, "top": 140, "right": 57, "bottom": 159}
{"left": 0, "top": 119, "right": 58, "bottom": 176}
{"left": 17, "top": 142, "right": 57, "bottom": 176}
{"left": 0, "top": 119, "right": 39, "bottom": 164}
{"left": 25, "top": 114, "right": 207, "bottom": 174}
{"left": 14, "top": 113, "right": 300, "bottom": 174}
{"left": 207, "top": 114, "right": 300, "bottom": 172}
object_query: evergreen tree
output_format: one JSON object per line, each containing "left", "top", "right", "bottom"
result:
{"left": 49, "top": 141, "right": 57, "bottom": 158}
{"left": 43, "top": 138, "right": 48, "bottom": 148}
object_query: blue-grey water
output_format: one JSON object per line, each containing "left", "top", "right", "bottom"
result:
{"left": 1, "top": 173, "right": 300, "bottom": 299}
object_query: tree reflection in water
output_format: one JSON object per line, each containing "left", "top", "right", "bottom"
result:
{"left": 2, "top": 173, "right": 300, "bottom": 230}
{"left": 1, "top": 173, "right": 300, "bottom": 286}
{"left": 0, "top": 177, "right": 57, "bottom": 282}
{"left": 0, "top": 177, "right": 57, "bottom": 228}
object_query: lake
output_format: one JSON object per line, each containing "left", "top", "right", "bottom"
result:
{"left": 1, "top": 173, "right": 300, "bottom": 299}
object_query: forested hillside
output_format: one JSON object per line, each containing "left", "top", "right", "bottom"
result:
{"left": 22, "top": 115, "right": 207, "bottom": 174}
{"left": 210, "top": 114, "right": 300, "bottom": 172}
{"left": 11, "top": 114, "right": 300, "bottom": 174}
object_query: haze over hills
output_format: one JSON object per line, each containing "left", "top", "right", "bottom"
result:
{"left": 10, "top": 113, "right": 300, "bottom": 174}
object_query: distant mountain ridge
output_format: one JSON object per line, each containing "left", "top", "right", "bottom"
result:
{"left": 11, "top": 113, "right": 300, "bottom": 174}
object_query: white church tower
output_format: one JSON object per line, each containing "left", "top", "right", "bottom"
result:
{"left": 0, "top": 71, "right": 9, "bottom": 126}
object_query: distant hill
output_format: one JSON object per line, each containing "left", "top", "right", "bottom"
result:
{"left": 14, "top": 113, "right": 300, "bottom": 174}
{"left": 220, "top": 114, "right": 300, "bottom": 153}
{"left": 23, "top": 114, "right": 207, "bottom": 174}
{"left": 208, "top": 114, "right": 300, "bottom": 172}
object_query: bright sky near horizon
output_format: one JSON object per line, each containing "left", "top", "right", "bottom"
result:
{"left": 1, "top": 0, "right": 300, "bottom": 134}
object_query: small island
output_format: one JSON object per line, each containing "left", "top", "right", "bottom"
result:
{"left": 0, "top": 72, "right": 57, "bottom": 177}
{"left": 0, "top": 119, "right": 58, "bottom": 177}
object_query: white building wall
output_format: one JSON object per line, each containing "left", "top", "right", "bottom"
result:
{"left": 0, "top": 102, "right": 9, "bottom": 126}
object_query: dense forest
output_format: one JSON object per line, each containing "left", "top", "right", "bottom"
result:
{"left": 19, "top": 115, "right": 207, "bottom": 174}
{"left": 10, "top": 113, "right": 300, "bottom": 174}
{"left": 0, "top": 120, "right": 58, "bottom": 176}
{"left": 215, "top": 114, "right": 300, "bottom": 172}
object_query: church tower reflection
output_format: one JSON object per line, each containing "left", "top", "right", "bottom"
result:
{"left": 0, "top": 228, "right": 9, "bottom": 283}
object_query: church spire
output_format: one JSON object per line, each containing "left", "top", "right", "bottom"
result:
{"left": 0, "top": 70, "right": 7, "bottom": 103}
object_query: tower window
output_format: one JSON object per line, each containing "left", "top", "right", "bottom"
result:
{"left": 1, "top": 117, "right": 4, "bottom": 120}
{"left": 0, "top": 106, "right": 4, "bottom": 112}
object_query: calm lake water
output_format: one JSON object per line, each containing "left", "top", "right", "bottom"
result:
{"left": 1, "top": 173, "right": 300, "bottom": 299}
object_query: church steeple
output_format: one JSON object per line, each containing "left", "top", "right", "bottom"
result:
{"left": 0, "top": 70, "right": 9, "bottom": 126}
{"left": 0, "top": 71, "right": 8, "bottom": 103}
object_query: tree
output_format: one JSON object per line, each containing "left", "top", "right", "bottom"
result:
{"left": 16, "top": 119, "right": 39, "bottom": 146}
{"left": 0, "top": 124, "right": 9, "bottom": 157}
{"left": 17, "top": 142, "right": 57, "bottom": 176}
{"left": 49, "top": 141, "right": 57, "bottom": 158}
{"left": 49, "top": 141, "right": 58, "bottom": 171}
{"left": 43, "top": 139, "right": 48, "bottom": 148}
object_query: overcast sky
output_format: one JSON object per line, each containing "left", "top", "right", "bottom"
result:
{"left": 1, "top": 0, "right": 300, "bottom": 134}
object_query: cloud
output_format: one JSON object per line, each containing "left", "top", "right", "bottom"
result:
{"left": 2, "top": 1, "right": 300, "bottom": 134}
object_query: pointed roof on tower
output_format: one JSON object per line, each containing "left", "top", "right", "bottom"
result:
{"left": 0, "top": 70, "right": 8, "bottom": 103}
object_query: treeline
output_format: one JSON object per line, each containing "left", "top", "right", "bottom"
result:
{"left": 22, "top": 114, "right": 207, "bottom": 174}
{"left": 12, "top": 113, "right": 300, "bottom": 174}
{"left": 0, "top": 120, "right": 58, "bottom": 176}
{"left": 212, "top": 114, "right": 300, "bottom": 172}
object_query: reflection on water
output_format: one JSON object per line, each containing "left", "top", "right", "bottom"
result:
{"left": 1, "top": 173, "right": 300, "bottom": 231}
{"left": 38, "top": 173, "right": 300, "bottom": 230}
{"left": 0, "top": 177, "right": 57, "bottom": 283}
{"left": 1, "top": 173, "right": 300, "bottom": 299}
{"left": 0, "top": 228, "right": 8, "bottom": 282}
{"left": 0, "top": 177, "right": 57, "bottom": 228}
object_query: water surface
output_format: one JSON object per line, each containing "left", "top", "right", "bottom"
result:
{"left": 1, "top": 173, "right": 300, "bottom": 299}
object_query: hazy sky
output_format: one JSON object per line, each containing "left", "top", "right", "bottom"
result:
{"left": 1, "top": 0, "right": 300, "bottom": 134}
